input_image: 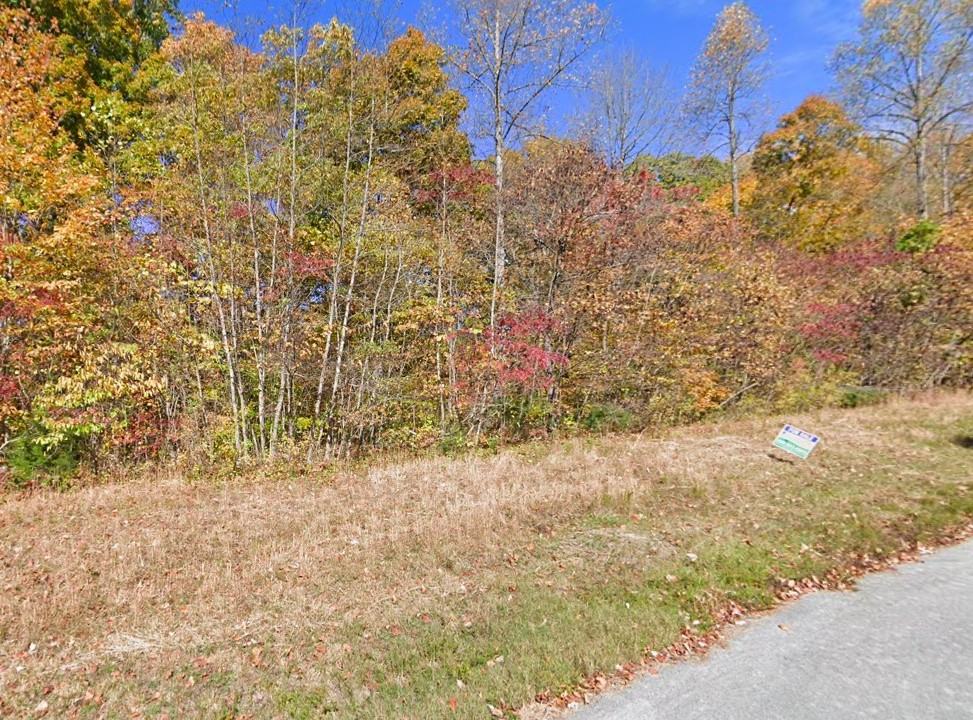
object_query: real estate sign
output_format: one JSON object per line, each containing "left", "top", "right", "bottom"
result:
{"left": 772, "top": 425, "right": 820, "bottom": 460}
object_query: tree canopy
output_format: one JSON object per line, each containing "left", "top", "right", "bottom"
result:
{"left": 1, "top": 0, "right": 971, "bottom": 486}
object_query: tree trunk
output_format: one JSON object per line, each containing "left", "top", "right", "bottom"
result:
{"left": 326, "top": 106, "right": 376, "bottom": 450}
{"left": 915, "top": 53, "right": 928, "bottom": 220}
{"left": 728, "top": 87, "right": 740, "bottom": 217}
{"left": 941, "top": 128, "right": 953, "bottom": 218}
{"left": 188, "top": 69, "right": 244, "bottom": 456}
{"left": 916, "top": 126, "right": 929, "bottom": 220}
{"left": 310, "top": 86, "right": 356, "bottom": 456}
{"left": 490, "top": 7, "right": 505, "bottom": 332}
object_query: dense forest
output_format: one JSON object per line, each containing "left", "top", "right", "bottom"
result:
{"left": 0, "top": 0, "right": 971, "bottom": 485}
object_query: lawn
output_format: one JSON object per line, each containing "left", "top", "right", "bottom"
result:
{"left": 1, "top": 393, "right": 971, "bottom": 719}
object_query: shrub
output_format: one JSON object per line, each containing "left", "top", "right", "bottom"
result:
{"left": 581, "top": 404, "right": 634, "bottom": 433}
{"left": 3, "top": 428, "right": 82, "bottom": 489}
{"left": 896, "top": 219, "right": 941, "bottom": 253}
{"left": 838, "top": 386, "right": 889, "bottom": 408}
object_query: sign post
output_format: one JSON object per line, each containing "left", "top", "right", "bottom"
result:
{"left": 772, "top": 425, "right": 820, "bottom": 460}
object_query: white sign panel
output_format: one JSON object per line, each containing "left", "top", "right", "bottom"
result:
{"left": 773, "top": 425, "right": 820, "bottom": 459}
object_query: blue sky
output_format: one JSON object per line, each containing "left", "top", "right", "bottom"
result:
{"left": 618, "top": 0, "right": 862, "bottom": 108}
{"left": 181, "top": 0, "right": 864, "bottom": 151}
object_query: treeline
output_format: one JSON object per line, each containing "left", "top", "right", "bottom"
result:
{"left": 0, "top": 0, "right": 970, "bottom": 484}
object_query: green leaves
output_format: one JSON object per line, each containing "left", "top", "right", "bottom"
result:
{"left": 896, "top": 219, "right": 942, "bottom": 253}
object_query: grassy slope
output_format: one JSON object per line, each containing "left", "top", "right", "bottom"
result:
{"left": 1, "top": 393, "right": 971, "bottom": 719}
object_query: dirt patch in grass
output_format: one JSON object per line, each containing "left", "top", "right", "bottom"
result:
{"left": 1, "top": 392, "right": 971, "bottom": 718}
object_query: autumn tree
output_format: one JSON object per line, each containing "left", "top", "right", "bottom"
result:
{"left": 686, "top": 1, "right": 769, "bottom": 216}
{"left": 1, "top": 0, "right": 179, "bottom": 148}
{"left": 141, "top": 15, "right": 480, "bottom": 460}
{"left": 386, "top": 29, "right": 477, "bottom": 431}
{"left": 0, "top": 9, "right": 168, "bottom": 481}
{"left": 504, "top": 140, "right": 641, "bottom": 426}
{"left": 561, "top": 200, "right": 793, "bottom": 425}
{"left": 748, "top": 95, "right": 883, "bottom": 251}
{"left": 5, "top": 0, "right": 972, "bottom": 481}
{"left": 451, "top": 0, "right": 609, "bottom": 329}
{"left": 834, "top": 0, "right": 973, "bottom": 219}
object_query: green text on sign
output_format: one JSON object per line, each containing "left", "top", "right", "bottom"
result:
{"left": 773, "top": 424, "right": 820, "bottom": 459}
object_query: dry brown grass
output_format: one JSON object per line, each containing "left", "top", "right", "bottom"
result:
{"left": 1, "top": 392, "right": 971, "bottom": 718}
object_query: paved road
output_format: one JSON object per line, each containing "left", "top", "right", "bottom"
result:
{"left": 572, "top": 541, "right": 973, "bottom": 720}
